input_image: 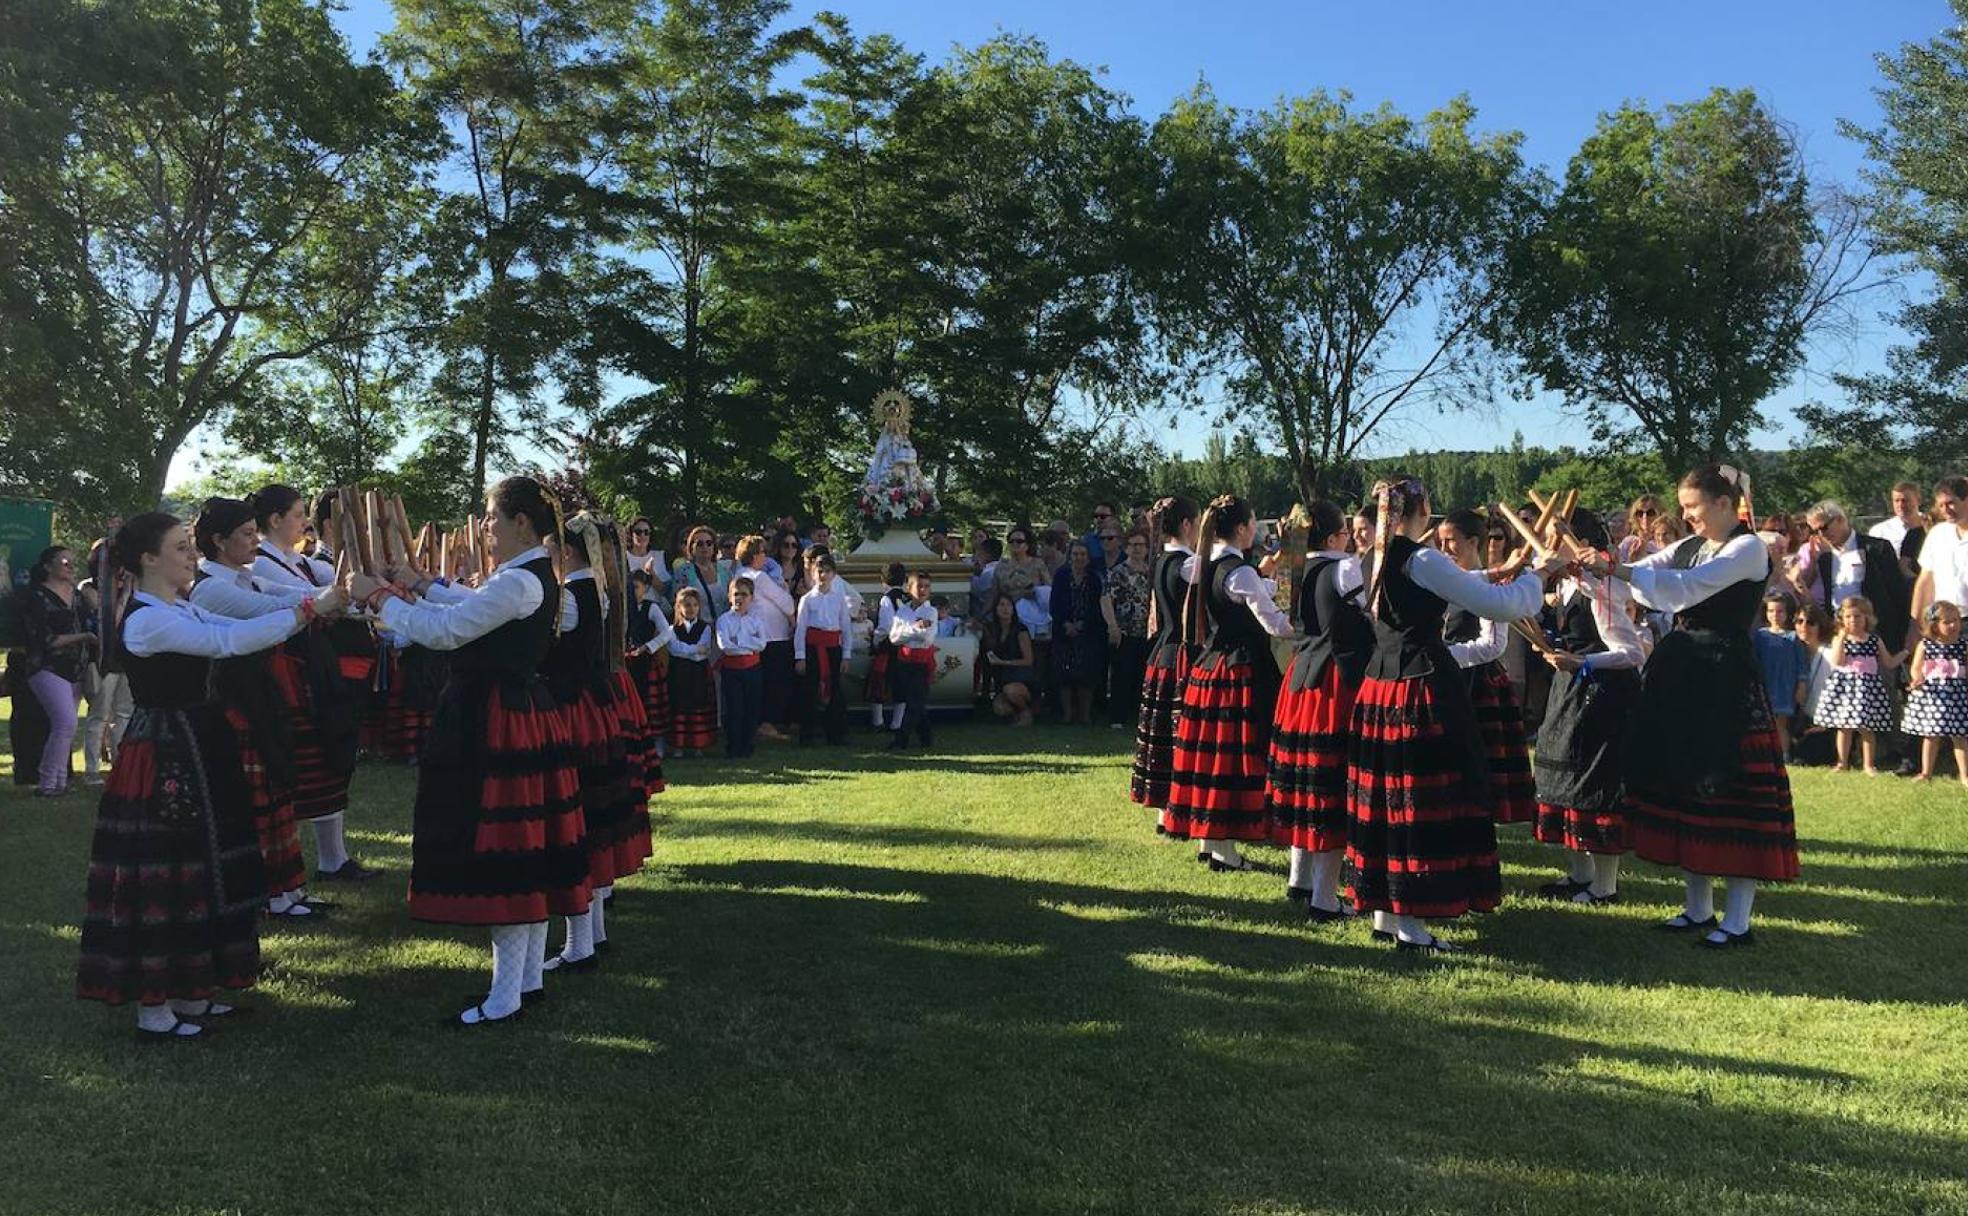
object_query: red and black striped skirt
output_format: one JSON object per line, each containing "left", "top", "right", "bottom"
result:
{"left": 1344, "top": 675, "right": 1502, "bottom": 918}
{"left": 1535, "top": 803, "right": 1627, "bottom": 855}
{"left": 1130, "top": 646, "right": 1189, "bottom": 813}
{"left": 361, "top": 648, "right": 432, "bottom": 763}
{"left": 268, "top": 648, "right": 354, "bottom": 822}
{"left": 561, "top": 683, "right": 632, "bottom": 889}
{"left": 668, "top": 660, "right": 717, "bottom": 751}
{"left": 1626, "top": 720, "right": 1799, "bottom": 882}
{"left": 1469, "top": 664, "right": 1535, "bottom": 825}
{"left": 1268, "top": 660, "right": 1358, "bottom": 853}
{"left": 1165, "top": 653, "right": 1273, "bottom": 841}
{"left": 408, "top": 680, "right": 590, "bottom": 925}
{"left": 222, "top": 705, "right": 306, "bottom": 897}
{"left": 630, "top": 651, "right": 673, "bottom": 745}
{"left": 76, "top": 709, "right": 264, "bottom": 1005}
{"left": 598, "top": 669, "right": 656, "bottom": 883}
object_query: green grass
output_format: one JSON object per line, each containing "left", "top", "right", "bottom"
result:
{"left": 3, "top": 707, "right": 1967, "bottom": 1215}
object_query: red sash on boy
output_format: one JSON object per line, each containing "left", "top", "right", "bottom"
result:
{"left": 900, "top": 646, "right": 937, "bottom": 668}
{"left": 805, "top": 627, "right": 843, "bottom": 703}
{"left": 722, "top": 652, "right": 762, "bottom": 670}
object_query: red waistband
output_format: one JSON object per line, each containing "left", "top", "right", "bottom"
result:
{"left": 805, "top": 628, "right": 843, "bottom": 647}
{"left": 723, "top": 653, "right": 761, "bottom": 669}
{"left": 900, "top": 646, "right": 937, "bottom": 665}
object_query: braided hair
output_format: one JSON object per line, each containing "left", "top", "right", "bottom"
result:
{"left": 1183, "top": 494, "right": 1253, "bottom": 647}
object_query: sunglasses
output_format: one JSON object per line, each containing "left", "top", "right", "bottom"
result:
{"left": 1093, "top": 511, "right": 1113, "bottom": 519}
{"left": 1634, "top": 508, "right": 1658, "bottom": 518}
{"left": 632, "top": 527, "right": 651, "bottom": 536}
{"left": 692, "top": 539, "right": 712, "bottom": 547}
{"left": 1010, "top": 537, "right": 1030, "bottom": 546}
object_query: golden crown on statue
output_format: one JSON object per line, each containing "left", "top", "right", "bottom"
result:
{"left": 873, "top": 388, "right": 913, "bottom": 436}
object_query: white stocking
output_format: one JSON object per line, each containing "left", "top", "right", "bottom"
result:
{"left": 1308, "top": 851, "right": 1344, "bottom": 914}
{"left": 461, "top": 924, "right": 526, "bottom": 1023}
{"left": 522, "top": 921, "right": 547, "bottom": 993}
{"left": 312, "top": 812, "right": 350, "bottom": 873}
{"left": 1720, "top": 878, "right": 1757, "bottom": 935}
{"left": 590, "top": 884, "right": 611, "bottom": 944}
{"left": 1589, "top": 854, "right": 1621, "bottom": 898}
{"left": 1287, "top": 847, "right": 1313, "bottom": 891}
{"left": 1683, "top": 872, "right": 1716, "bottom": 923}
{"left": 1567, "top": 852, "right": 1594, "bottom": 884}
{"left": 1392, "top": 914, "right": 1433, "bottom": 945}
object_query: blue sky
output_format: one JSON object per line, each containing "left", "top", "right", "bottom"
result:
{"left": 178, "top": 0, "right": 1951, "bottom": 481}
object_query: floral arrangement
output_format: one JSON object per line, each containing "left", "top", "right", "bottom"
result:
{"left": 855, "top": 482, "right": 939, "bottom": 537}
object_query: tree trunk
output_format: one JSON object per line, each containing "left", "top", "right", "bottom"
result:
{"left": 472, "top": 341, "right": 495, "bottom": 508}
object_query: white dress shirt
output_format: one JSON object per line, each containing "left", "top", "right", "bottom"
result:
{"left": 1869, "top": 516, "right": 1912, "bottom": 551}
{"left": 123, "top": 591, "right": 304, "bottom": 659}
{"left": 253, "top": 541, "right": 325, "bottom": 590}
{"left": 635, "top": 605, "right": 677, "bottom": 656}
{"left": 1448, "top": 615, "right": 1509, "bottom": 667}
{"left": 191, "top": 559, "right": 309, "bottom": 619}
{"left": 794, "top": 586, "right": 856, "bottom": 660}
{"left": 1918, "top": 523, "right": 1968, "bottom": 609}
{"left": 628, "top": 548, "right": 670, "bottom": 586}
{"left": 1627, "top": 533, "right": 1770, "bottom": 615}
{"left": 1308, "top": 548, "right": 1363, "bottom": 598}
{"left": 668, "top": 619, "right": 713, "bottom": 660}
{"left": 888, "top": 600, "right": 939, "bottom": 650}
{"left": 376, "top": 545, "right": 549, "bottom": 652}
{"left": 1403, "top": 546, "right": 1545, "bottom": 621}
{"left": 1824, "top": 530, "right": 1868, "bottom": 608}
{"left": 1182, "top": 543, "right": 1294, "bottom": 638}
{"left": 743, "top": 562, "right": 795, "bottom": 642}
{"left": 715, "top": 608, "right": 766, "bottom": 657}
{"left": 1554, "top": 575, "right": 1646, "bottom": 670}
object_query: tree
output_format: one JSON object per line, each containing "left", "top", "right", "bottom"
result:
{"left": 0, "top": 0, "right": 418, "bottom": 515}
{"left": 1495, "top": 88, "right": 1883, "bottom": 472}
{"left": 1801, "top": 3, "right": 1968, "bottom": 469}
{"left": 578, "top": 0, "right": 808, "bottom": 524}
{"left": 387, "top": 0, "right": 626, "bottom": 507}
{"left": 1145, "top": 88, "right": 1532, "bottom": 505}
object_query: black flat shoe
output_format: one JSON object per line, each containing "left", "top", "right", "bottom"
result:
{"left": 1395, "top": 936, "right": 1464, "bottom": 955}
{"left": 1206, "top": 856, "right": 1253, "bottom": 873}
{"left": 1698, "top": 928, "right": 1754, "bottom": 949}
{"left": 171, "top": 1000, "right": 245, "bottom": 1019}
{"left": 1535, "top": 878, "right": 1591, "bottom": 900}
{"left": 445, "top": 1002, "right": 523, "bottom": 1030}
{"left": 1370, "top": 928, "right": 1394, "bottom": 942}
{"left": 1194, "top": 852, "right": 1210, "bottom": 865}
{"left": 1285, "top": 885, "right": 1315, "bottom": 903}
{"left": 542, "top": 952, "right": 600, "bottom": 974}
{"left": 267, "top": 903, "right": 325, "bottom": 920}
{"left": 316, "top": 858, "right": 380, "bottom": 883}
{"left": 136, "top": 1022, "right": 208, "bottom": 1043}
{"left": 521, "top": 988, "right": 549, "bottom": 1006}
{"left": 1570, "top": 889, "right": 1620, "bottom": 906}
{"left": 1654, "top": 914, "right": 1719, "bottom": 933}
{"left": 1305, "top": 903, "right": 1349, "bottom": 924}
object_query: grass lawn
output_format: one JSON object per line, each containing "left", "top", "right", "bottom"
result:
{"left": 3, "top": 705, "right": 1967, "bottom": 1215}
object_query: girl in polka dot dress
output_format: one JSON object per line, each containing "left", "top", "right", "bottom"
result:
{"left": 1818, "top": 596, "right": 1901, "bottom": 774}
{"left": 1903, "top": 601, "right": 1968, "bottom": 786}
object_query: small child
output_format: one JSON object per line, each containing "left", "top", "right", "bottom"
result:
{"left": 793, "top": 554, "right": 853, "bottom": 746}
{"left": 715, "top": 578, "right": 767, "bottom": 759}
{"left": 627, "top": 569, "right": 677, "bottom": 754}
{"left": 931, "top": 595, "right": 962, "bottom": 638}
{"left": 666, "top": 587, "right": 717, "bottom": 757}
{"left": 1818, "top": 595, "right": 1901, "bottom": 775}
{"left": 1753, "top": 592, "right": 1809, "bottom": 759}
{"left": 887, "top": 569, "right": 939, "bottom": 750}
{"left": 1903, "top": 601, "right": 1968, "bottom": 786}
{"left": 866, "top": 561, "right": 909, "bottom": 730}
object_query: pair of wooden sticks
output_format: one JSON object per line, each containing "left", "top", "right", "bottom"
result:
{"left": 328, "top": 487, "right": 417, "bottom": 581}
{"left": 1490, "top": 490, "right": 1598, "bottom": 659}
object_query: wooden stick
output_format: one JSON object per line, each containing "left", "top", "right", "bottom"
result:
{"left": 1559, "top": 488, "right": 1579, "bottom": 523}
{"left": 390, "top": 495, "right": 416, "bottom": 569}
{"left": 1496, "top": 502, "right": 1553, "bottom": 557}
{"left": 1529, "top": 490, "right": 1560, "bottom": 536}
{"left": 1511, "top": 617, "right": 1559, "bottom": 657}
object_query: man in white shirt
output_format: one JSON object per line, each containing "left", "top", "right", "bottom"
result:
{"left": 1915, "top": 476, "right": 1968, "bottom": 618}
{"left": 1868, "top": 480, "right": 1927, "bottom": 581}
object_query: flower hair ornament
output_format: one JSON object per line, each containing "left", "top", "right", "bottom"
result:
{"left": 568, "top": 510, "right": 609, "bottom": 621}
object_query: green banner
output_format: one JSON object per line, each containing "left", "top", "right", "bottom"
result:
{"left": 0, "top": 497, "right": 56, "bottom": 648}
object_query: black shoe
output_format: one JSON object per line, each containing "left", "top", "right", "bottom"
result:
{"left": 135, "top": 1022, "right": 209, "bottom": 1044}
{"left": 520, "top": 988, "right": 549, "bottom": 1006}
{"left": 316, "top": 858, "right": 379, "bottom": 883}
{"left": 1194, "top": 852, "right": 1210, "bottom": 865}
{"left": 1655, "top": 914, "right": 1719, "bottom": 933}
{"left": 1571, "top": 889, "right": 1620, "bottom": 906}
{"left": 1370, "top": 928, "right": 1395, "bottom": 943}
{"left": 1535, "top": 877, "right": 1591, "bottom": 900}
{"left": 1305, "top": 903, "right": 1349, "bottom": 924}
{"left": 1395, "top": 936, "right": 1464, "bottom": 955}
{"left": 889, "top": 735, "right": 909, "bottom": 751}
{"left": 445, "top": 1002, "right": 523, "bottom": 1030}
{"left": 1206, "top": 855, "right": 1253, "bottom": 873}
{"left": 1894, "top": 758, "right": 1920, "bottom": 778}
{"left": 1285, "top": 885, "right": 1316, "bottom": 903}
{"left": 1698, "top": 928, "right": 1755, "bottom": 949}
{"left": 542, "top": 952, "right": 600, "bottom": 974}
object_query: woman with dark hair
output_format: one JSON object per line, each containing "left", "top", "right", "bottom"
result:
{"left": 1050, "top": 540, "right": 1106, "bottom": 725}
{"left": 248, "top": 483, "right": 369, "bottom": 884}
{"left": 77, "top": 512, "right": 338, "bottom": 1039}
{"left": 1346, "top": 476, "right": 1562, "bottom": 952}
{"left": 1528, "top": 509, "right": 1646, "bottom": 906}
{"left": 1267, "top": 501, "right": 1371, "bottom": 919}
{"left": 1131, "top": 496, "right": 1199, "bottom": 835}
{"left": 537, "top": 512, "right": 633, "bottom": 973}
{"left": 20, "top": 545, "right": 93, "bottom": 796}
{"left": 189, "top": 498, "right": 324, "bottom": 919}
{"left": 1581, "top": 464, "right": 1801, "bottom": 947}
{"left": 981, "top": 593, "right": 1037, "bottom": 725}
{"left": 1435, "top": 509, "right": 1537, "bottom": 827}
{"left": 349, "top": 476, "right": 591, "bottom": 1025}
{"left": 625, "top": 516, "right": 669, "bottom": 586}
{"left": 1166, "top": 494, "right": 1299, "bottom": 871}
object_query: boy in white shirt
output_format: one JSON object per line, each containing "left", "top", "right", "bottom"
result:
{"left": 715, "top": 578, "right": 767, "bottom": 758}
{"left": 794, "top": 555, "right": 854, "bottom": 745}
{"left": 887, "top": 570, "right": 940, "bottom": 750}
